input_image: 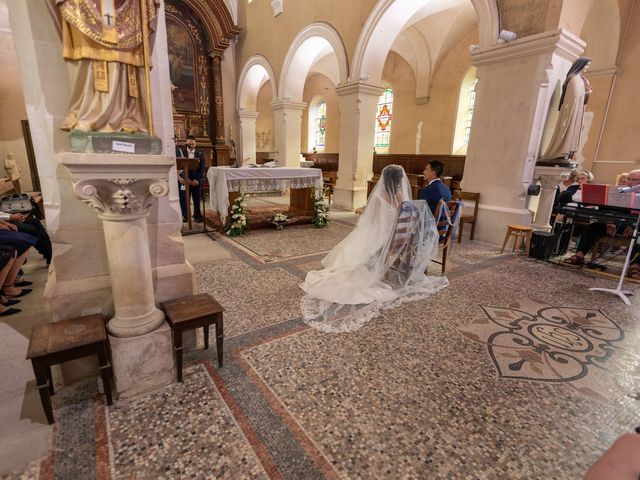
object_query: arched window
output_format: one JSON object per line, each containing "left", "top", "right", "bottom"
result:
{"left": 464, "top": 79, "right": 478, "bottom": 145}
{"left": 374, "top": 88, "right": 393, "bottom": 153}
{"left": 452, "top": 68, "right": 477, "bottom": 155}
{"left": 308, "top": 99, "right": 326, "bottom": 152}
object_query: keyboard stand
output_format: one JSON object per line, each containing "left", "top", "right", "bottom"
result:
{"left": 589, "top": 209, "right": 639, "bottom": 305}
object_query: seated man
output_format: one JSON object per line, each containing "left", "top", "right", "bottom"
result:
{"left": 418, "top": 160, "right": 451, "bottom": 215}
{"left": 565, "top": 170, "right": 640, "bottom": 274}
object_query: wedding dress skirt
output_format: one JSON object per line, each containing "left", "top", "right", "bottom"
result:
{"left": 300, "top": 166, "right": 449, "bottom": 333}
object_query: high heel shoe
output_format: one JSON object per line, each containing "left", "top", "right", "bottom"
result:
{"left": 0, "top": 308, "right": 20, "bottom": 316}
{"left": 14, "top": 280, "right": 33, "bottom": 287}
{"left": 0, "top": 296, "right": 20, "bottom": 306}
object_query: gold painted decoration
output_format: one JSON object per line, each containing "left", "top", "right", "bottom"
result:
{"left": 92, "top": 61, "right": 109, "bottom": 92}
{"left": 127, "top": 64, "right": 139, "bottom": 98}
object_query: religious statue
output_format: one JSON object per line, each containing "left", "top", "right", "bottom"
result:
{"left": 539, "top": 57, "right": 592, "bottom": 164}
{"left": 4, "top": 152, "right": 22, "bottom": 193}
{"left": 55, "top": 0, "right": 159, "bottom": 133}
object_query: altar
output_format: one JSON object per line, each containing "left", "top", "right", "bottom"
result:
{"left": 207, "top": 166, "right": 323, "bottom": 223}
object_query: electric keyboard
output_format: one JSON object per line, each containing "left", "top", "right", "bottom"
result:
{"left": 556, "top": 203, "right": 639, "bottom": 226}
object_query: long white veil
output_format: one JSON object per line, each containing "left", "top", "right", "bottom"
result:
{"left": 301, "top": 165, "right": 449, "bottom": 333}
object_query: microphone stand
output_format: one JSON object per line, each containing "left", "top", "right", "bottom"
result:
{"left": 589, "top": 184, "right": 640, "bottom": 305}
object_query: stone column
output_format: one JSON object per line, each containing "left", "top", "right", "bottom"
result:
{"left": 531, "top": 165, "right": 574, "bottom": 231}
{"left": 238, "top": 110, "right": 260, "bottom": 165}
{"left": 211, "top": 53, "right": 231, "bottom": 166}
{"left": 334, "top": 82, "right": 384, "bottom": 210}
{"left": 462, "top": 29, "right": 585, "bottom": 244}
{"left": 271, "top": 99, "right": 306, "bottom": 167}
{"left": 61, "top": 153, "right": 175, "bottom": 397}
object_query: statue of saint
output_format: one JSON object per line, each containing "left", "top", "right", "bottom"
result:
{"left": 540, "top": 57, "right": 592, "bottom": 164}
{"left": 4, "top": 153, "right": 22, "bottom": 193}
{"left": 55, "top": 0, "right": 159, "bottom": 133}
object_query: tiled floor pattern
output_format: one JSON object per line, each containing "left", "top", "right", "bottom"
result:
{"left": 4, "top": 225, "right": 640, "bottom": 479}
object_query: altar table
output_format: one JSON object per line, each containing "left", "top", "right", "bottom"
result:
{"left": 207, "top": 166, "right": 323, "bottom": 223}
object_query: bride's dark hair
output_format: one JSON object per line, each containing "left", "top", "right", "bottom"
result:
{"left": 381, "top": 165, "right": 405, "bottom": 196}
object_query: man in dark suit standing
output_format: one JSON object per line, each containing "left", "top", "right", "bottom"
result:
{"left": 176, "top": 135, "right": 205, "bottom": 223}
{"left": 418, "top": 160, "right": 451, "bottom": 214}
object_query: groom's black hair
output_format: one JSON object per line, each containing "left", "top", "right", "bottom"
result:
{"left": 382, "top": 165, "right": 404, "bottom": 195}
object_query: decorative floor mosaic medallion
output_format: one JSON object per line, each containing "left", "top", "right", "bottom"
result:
{"left": 460, "top": 299, "right": 625, "bottom": 384}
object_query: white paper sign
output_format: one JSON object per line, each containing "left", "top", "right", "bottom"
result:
{"left": 113, "top": 141, "right": 135, "bottom": 153}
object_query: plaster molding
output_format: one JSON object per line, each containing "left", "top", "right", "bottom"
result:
{"left": 270, "top": 99, "right": 307, "bottom": 111}
{"left": 472, "top": 29, "right": 586, "bottom": 67}
{"left": 585, "top": 66, "right": 618, "bottom": 78}
{"left": 237, "top": 110, "right": 260, "bottom": 119}
{"left": 335, "top": 82, "right": 385, "bottom": 98}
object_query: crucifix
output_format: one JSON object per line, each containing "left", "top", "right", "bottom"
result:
{"left": 104, "top": 12, "right": 114, "bottom": 25}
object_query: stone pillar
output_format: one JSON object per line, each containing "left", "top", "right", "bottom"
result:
{"left": 462, "top": 29, "right": 585, "bottom": 244}
{"left": 334, "top": 82, "right": 384, "bottom": 210}
{"left": 238, "top": 110, "right": 260, "bottom": 165}
{"left": 531, "top": 165, "right": 574, "bottom": 231}
{"left": 271, "top": 99, "right": 306, "bottom": 167}
{"left": 211, "top": 53, "right": 231, "bottom": 166}
{"left": 61, "top": 153, "right": 175, "bottom": 397}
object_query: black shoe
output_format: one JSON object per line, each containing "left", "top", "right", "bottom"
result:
{"left": 0, "top": 308, "right": 20, "bottom": 316}
{"left": 182, "top": 217, "right": 187, "bottom": 223}
{"left": 15, "top": 281, "right": 33, "bottom": 287}
{"left": 2, "top": 288, "right": 32, "bottom": 298}
{"left": 193, "top": 216, "right": 203, "bottom": 223}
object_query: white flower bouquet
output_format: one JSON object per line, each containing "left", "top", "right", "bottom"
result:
{"left": 312, "top": 187, "right": 329, "bottom": 228}
{"left": 225, "top": 190, "right": 249, "bottom": 236}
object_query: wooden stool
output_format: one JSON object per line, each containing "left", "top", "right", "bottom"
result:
{"left": 500, "top": 224, "right": 533, "bottom": 256}
{"left": 160, "top": 293, "right": 224, "bottom": 382}
{"left": 26, "top": 314, "right": 113, "bottom": 424}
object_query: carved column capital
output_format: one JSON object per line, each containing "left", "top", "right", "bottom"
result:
{"left": 73, "top": 178, "right": 169, "bottom": 219}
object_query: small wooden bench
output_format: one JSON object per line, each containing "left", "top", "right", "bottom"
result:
{"left": 26, "top": 314, "right": 113, "bottom": 424}
{"left": 160, "top": 293, "right": 224, "bottom": 382}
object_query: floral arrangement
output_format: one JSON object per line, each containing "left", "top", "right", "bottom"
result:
{"left": 312, "top": 187, "right": 329, "bottom": 228}
{"left": 268, "top": 211, "right": 291, "bottom": 230}
{"left": 225, "top": 190, "right": 248, "bottom": 236}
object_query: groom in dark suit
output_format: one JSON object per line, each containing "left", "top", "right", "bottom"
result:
{"left": 176, "top": 135, "right": 205, "bottom": 223}
{"left": 418, "top": 160, "right": 451, "bottom": 214}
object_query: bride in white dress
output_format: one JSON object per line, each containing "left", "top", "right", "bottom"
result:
{"left": 301, "top": 165, "right": 449, "bottom": 333}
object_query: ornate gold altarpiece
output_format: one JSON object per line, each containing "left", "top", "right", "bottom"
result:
{"left": 165, "top": 0, "right": 240, "bottom": 167}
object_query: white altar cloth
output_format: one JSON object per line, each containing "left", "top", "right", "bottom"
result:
{"left": 207, "top": 166, "right": 323, "bottom": 223}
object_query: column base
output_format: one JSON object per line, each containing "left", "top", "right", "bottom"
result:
{"left": 474, "top": 206, "right": 533, "bottom": 245}
{"left": 110, "top": 322, "right": 175, "bottom": 398}
{"left": 333, "top": 186, "right": 368, "bottom": 212}
{"left": 108, "top": 307, "right": 165, "bottom": 337}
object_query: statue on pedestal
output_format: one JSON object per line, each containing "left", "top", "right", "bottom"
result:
{"left": 539, "top": 57, "right": 592, "bottom": 165}
{"left": 55, "top": 0, "right": 159, "bottom": 134}
{"left": 4, "top": 153, "right": 22, "bottom": 193}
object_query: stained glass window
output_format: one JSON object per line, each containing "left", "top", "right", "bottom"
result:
{"left": 464, "top": 79, "right": 478, "bottom": 145}
{"left": 314, "top": 100, "right": 326, "bottom": 150}
{"left": 374, "top": 88, "right": 393, "bottom": 151}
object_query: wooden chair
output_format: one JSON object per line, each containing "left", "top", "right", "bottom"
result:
{"left": 591, "top": 235, "right": 629, "bottom": 261}
{"left": 385, "top": 201, "right": 422, "bottom": 286}
{"left": 431, "top": 200, "right": 462, "bottom": 274}
{"left": 453, "top": 190, "right": 480, "bottom": 243}
{"left": 322, "top": 172, "right": 336, "bottom": 203}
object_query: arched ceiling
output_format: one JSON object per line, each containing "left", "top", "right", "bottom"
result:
{"left": 390, "top": 0, "right": 477, "bottom": 101}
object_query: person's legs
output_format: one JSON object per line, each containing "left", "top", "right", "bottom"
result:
{"left": 191, "top": 185, "right": 202, "bottom": 221}
{"left": 3, "top": 250, "right": 30, "bottom": 296}
{"left": 178, "top": 187, "right": 187, "bottom": 222}
{"left": 16, "top": 219, "right": 52, "bottom": 264}
{"left": 0, "top": 254, "right": 18, "bottom": 314}
{"left": 566, "top": 222, "right": 608, "bottom": 263}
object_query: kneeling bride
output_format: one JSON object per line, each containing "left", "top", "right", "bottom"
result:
{"left": 301, "top": 165, "right": 449, "bottom": 333}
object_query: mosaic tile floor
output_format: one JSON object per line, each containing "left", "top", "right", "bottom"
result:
{"left": 5, "top": 224, "right": 640, "bottom": 479}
